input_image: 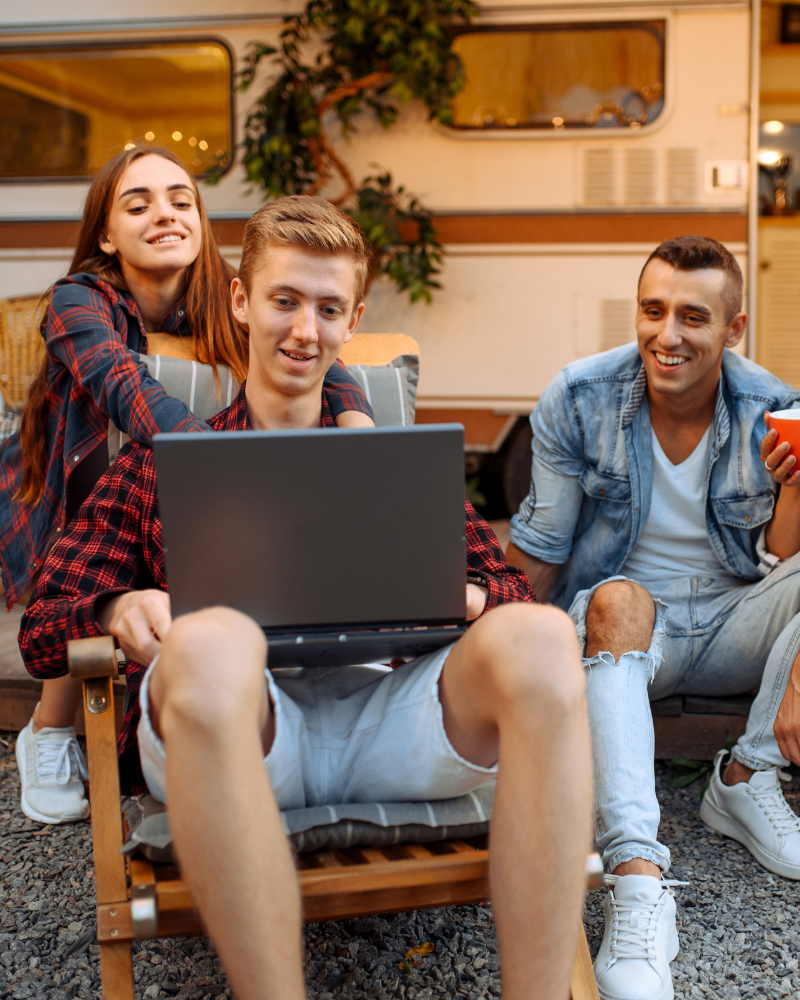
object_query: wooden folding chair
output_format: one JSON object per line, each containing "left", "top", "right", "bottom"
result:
{"left": 66, "top": 333, "right": 601, "bottom": 999}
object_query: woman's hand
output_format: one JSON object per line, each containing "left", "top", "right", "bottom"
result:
{"left": 335, "top": 411, "right": 375, "bottom": 428}
{"left": 96, "top": 588, "right": 172, "bottom": 664}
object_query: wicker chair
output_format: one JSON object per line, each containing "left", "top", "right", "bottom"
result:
{"left": 0, "top": 295, "right": 47, "bottom": 409}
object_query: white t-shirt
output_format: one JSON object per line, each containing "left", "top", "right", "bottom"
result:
{"left": 620, "top": 426, "right": 739, "bottom": 587}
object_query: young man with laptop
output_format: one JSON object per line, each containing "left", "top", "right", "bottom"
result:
{"left": 20, "top": 196, "right": 593, "bottom": 1000}
{"left": 507, "top": 235, "right": 800, "bottom": 1000}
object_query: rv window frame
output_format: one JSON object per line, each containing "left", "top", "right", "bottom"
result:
{"left": 0, "top": 36, "right": 236, "bottom": 184}
{"left": 442, "top": 12, "right": 673, "bottom": 141}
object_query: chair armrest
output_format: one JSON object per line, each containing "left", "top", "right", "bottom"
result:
{"left": 68, "top": 635, "right": 118, "bottom": 680}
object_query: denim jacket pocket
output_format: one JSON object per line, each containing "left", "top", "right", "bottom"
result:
{"left": 712, "top": 492, "right": 775, "bottom": 530}
{"left": 579, "top": 467, "right": 631, "bottom": 503}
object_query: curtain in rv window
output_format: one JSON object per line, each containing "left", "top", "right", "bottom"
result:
{"left": 450, "top": 21, "right": 665, "bottom": 132}
{"left": 0, "top": 41, "right": 232, "bottom": 180}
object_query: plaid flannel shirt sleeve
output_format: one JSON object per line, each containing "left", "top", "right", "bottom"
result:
{"left": 46, "top": 281, "right": 210, "bottom": 445}
{"left": 19, "top": 444, "right": 162, "bottom": 679}
{"left": 465, "top": 500, "right": 535, "bottom": 610}
{"left": 323, "top": 358, "right": 374, "bottom": 421}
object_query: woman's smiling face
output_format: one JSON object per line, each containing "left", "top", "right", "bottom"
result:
{"left": 99, "top": 154, "right": 202, "bottom": 277}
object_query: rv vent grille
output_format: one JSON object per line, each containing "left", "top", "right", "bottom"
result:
{"left": 624, "top": 148, "right": 657, "bottom": 206}
{"left": 666, "top": 148, "right": 698, "bottom": 205}
{"left": 600, "top": 299, "right": 635, "bottom": 352}
{"left": 757, "top": 230, "right": 800, "bottom": 388}
{"left": 584, "top": 148, "right": 616, "bottom": 206}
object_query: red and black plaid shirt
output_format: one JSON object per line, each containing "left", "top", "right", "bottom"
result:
{"left": 20, "top": 384, "right": 533, "bottom": 793}
{"left": 0, "top": 273, "right": 372, "bottom": 607}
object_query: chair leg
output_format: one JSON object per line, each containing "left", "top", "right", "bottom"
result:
{"left": 570, "top": 927, "right": 599, "bottom": 1000}
{"left": 98, "top": 940, "right": 134, "bottom": 1000}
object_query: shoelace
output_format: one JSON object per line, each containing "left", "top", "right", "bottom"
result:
{"left": 602, "top": 876, "right": 689, "bottom": 963}
{"left": 36, "top": 737, "right": 89, "bottom": 786}
{"left": 753, "top": 782, "right": 800, "bottom": 836}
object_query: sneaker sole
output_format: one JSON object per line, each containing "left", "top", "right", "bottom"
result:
{"left": 700, "top": 795, "right": 800, "bottom": 881}
{"left": 595, "top": 926, "right": 678, "bottom": 1000}
{"left": 15, "top": 728, "right": 89, "bottom": 825}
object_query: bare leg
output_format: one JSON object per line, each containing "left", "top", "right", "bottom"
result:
{"left": 584, "top": 581, "right": 661, "bottom": 880}
{"left": 33, "top": 675, "right": 83, "bottom": 732}
{"left": 440, "top": 603, "right": 593, "bottom": 1000}
{"left": 147, "top": 607, "right": 303, "bottom": 1000}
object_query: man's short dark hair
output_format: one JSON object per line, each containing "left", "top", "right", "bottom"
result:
{"left": 638, "top": 235, "right": 743, "bottom": 323}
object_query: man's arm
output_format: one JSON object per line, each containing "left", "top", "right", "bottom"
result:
{"left": 506, "top": 378, "right": 587, "bottom": 599}
{"left": 504, "top": 544, "right": 561, "bottom": 604}
{"left": 762, "top": 411, "right": 800, "bottom": 561}
{"left": 18, "top": 444, "right": 162, "bottom": 677}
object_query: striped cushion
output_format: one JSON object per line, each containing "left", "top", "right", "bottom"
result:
{"left": 121, "top": 781, "right": 493, "bottom": 861}
{"left": 108, "top": 353, "right": 419, "bottom": 461}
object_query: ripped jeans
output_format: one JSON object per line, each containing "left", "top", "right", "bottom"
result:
{"left": 568, "top": 554, "right": 800, "bottom": 873}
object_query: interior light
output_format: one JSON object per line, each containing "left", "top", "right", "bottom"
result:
{"left": 124, "top": 142, "right": 136, "bottom": 150}
{"left": 763, "top": 120, "right": 785, "bottom": 135}
{"left": 759, "top": 150, "right": 783, "bottom": 166}
{"left": 172, "top": 131, "right": 183, "bottom": 142}
{"left": 552, "top": 117, "right": 564, "bottom": 127}
{"left": 145, "top": 131, "right": 155, "bottom": 141}
{"left": 198, "top": 140, "right": 208, "bottom": 151}
{"left": 189, "top": 137, "right": 198, "bottom": 147}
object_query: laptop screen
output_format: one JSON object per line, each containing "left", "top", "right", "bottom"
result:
{"left": 153, "top": 424, "right": 467, "bottom": 630}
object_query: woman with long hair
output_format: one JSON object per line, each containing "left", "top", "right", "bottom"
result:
{"left": 1, "top": 145, "right": 373, "bottom": 824}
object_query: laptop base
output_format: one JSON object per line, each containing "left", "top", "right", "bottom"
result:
{"left": 265, "top": 627, "right": 468, "bottom": 668}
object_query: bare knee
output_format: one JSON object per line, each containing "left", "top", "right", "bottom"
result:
{"left": 155, "top": 607, "right": 267, "bottom": 733}
{"left": 584, "top": 580, "right": 655, "bottom": 659}
{"left": 473, "top": 603, "right": 585, "bottom": 718}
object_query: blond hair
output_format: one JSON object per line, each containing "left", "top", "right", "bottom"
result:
{"left": 239, "top": 196, "right": 370, "bottom": 304}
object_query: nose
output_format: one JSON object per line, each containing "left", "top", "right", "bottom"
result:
{"left": 292, "top": 305, "right": 318, "bottom": 346}
{"left": 659, "top": 309, "right": 682, "bottom": 349}
{"left": 153, "top": 196, "right": 177, "bottom": 224}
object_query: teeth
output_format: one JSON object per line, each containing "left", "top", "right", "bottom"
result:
{"left": 655, "top": 353, "right": 686, "bottom": 366}
{"left": 152, "top": 234, "right": 183, "bottom": 244}
{"left": 287, "top": 352, "right": 311, "bottom": 361}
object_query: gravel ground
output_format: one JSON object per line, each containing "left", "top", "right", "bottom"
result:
{"left": 0, "top": 741, "right": 799, "bottom": 1000}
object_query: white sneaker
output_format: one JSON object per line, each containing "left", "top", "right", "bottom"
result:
{"left": 15, "top": 717, "right": 89, "bottom": 824}
{"left": 700, "top": 748, "right": 800, "bottom": 879}
{"left": 594, "top": 874, "right": 684, "bottom": 1000}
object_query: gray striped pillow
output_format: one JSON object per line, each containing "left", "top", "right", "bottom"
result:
{"left": 108, "top": 352, "right": 419, "bottom": 461}
{"left": 121, "top": 781, "right": 493, "bottom": 861}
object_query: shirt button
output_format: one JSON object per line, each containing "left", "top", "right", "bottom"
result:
{"left": 73, "top": 455, "right": 79, "bottom": 462}
{"left": 56, "top": 527, "right": 61, "bottom": 533}
{"left": 744, "top": 516, "right": 751, "bottom": 523}
{"left": 178, "top": 309, "right": 185, "bottom": 317}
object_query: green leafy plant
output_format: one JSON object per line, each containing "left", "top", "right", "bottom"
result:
{"left": 670, "top": 736, "right": 737, "bottom": 795}
{"left": 232, "top": 0, "right": 477, "bottom": 302}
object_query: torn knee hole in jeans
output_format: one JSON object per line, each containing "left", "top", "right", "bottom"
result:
{"left": 578, "top": 598, "right": 668, "bottom": 685}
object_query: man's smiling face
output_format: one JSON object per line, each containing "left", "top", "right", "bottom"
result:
{"left": 636, "top": 257, "right": 746, "bottom": 402}
{"left": 231, "top": 245, "right": 364, "bottom": 400}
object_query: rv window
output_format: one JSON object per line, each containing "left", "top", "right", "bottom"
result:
{"left": 450, "top": 21, "right": 665, "bottom": 132}
{"left": 0, "top": 41, "right": 232, "bottom": 180}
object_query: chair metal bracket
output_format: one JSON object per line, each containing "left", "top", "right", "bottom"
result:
{"left": 85, "top": 677, "right": 112, "bottom": 715}
{"left": 131, "top": 883, "right": 158, "bottom": 939}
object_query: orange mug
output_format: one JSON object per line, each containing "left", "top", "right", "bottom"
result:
{"left": 768, "top": 409, "right": 800, "bottom": 463}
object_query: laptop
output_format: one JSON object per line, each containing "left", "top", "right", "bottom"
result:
{"left": 152, "top": 424, "right": 468, "bottom": 667}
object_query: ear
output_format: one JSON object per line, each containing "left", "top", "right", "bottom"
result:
{"left": 344, "top": 302, "right": 365, "bottom": 343}
{"left": 725, "top": 311, "right": 747, "bottom": 350}
{"left": 230, "top": 276, "right": 250, "bottom": 330}
{"left": 98, "top": 231, "right": 116, "bottom": 256}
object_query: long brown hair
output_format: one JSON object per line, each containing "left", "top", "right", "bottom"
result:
{"left": 17, "top": 145, "right": 248, "bottom": 506}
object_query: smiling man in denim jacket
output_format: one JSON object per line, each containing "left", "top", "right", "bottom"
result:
{"left": 507, "top": 235, "right": 800, "bottom": 1000}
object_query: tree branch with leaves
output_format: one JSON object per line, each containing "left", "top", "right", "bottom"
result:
{"left": 234, "top": 0, "right": 477, "bottom": 302}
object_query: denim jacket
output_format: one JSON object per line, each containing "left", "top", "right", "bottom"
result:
{"left": 509, "top": 344, "right": 800, "bottom": 611}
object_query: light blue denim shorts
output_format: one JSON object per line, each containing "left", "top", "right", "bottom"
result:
{"left": 137, "top": 642, "right": 497, "bottom": 810}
